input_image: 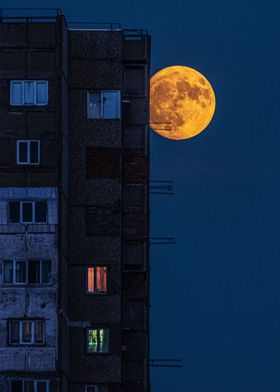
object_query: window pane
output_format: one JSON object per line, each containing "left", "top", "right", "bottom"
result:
{"left": 10, "top": 320, "right": 20, "bottom": 344}
{"left": 18, "top": 142, "right": 28, "bottom": 163}
{"left": 86, "top": 387, "right": 97, "bottom": 392}
{"left": 11, "top": 82, "right": 22, "bottom": 105}
{"left": 103, "top": 91, "right": 120, "bottom": 118}
{"left": 15, "top": 261, "right": 26, "bottom": 283}
{"left": 37, "top": 382, "right": 47, "bottom": 392}
{"left": 3, "top": 260, "right": 13, "bottom": 283}
{"left": 96, "top": 267, "right": 107, "bottom": 293}
{"left": 24, "top": 81, "right": 34, "bottom": 104}
{"left": 36, "top": 82, "right": 48, "bottom": 105}
{"left": 88, "top": 329, "right": 98, "bottom": 352}
{"left": 22, "top": 321, "right": 32, "bottom": 343}
{"left": 99, "top": 328, "right": 109, "bottom": 352}
{"left": 30, "top": 141, "right": 39, "bottom": 164}
{"left": 24, "top": 381, "right": 34, "bottom": 392}
{"left": 34, "top": 320, "right": 44, "bottom": 343}
{"left": 88, "top": 92, "right": 101, "bottom": 118}
{"left": 22, "top": 202, "right": 33, "bottom": 223}
{"left": 9, "top": 201, "right": 20, "bottom": 223}
{"left": 42, "top": 260, "right": 51, "bottom": 284}
{"left": 11, "top": 380, "right": 22, "bottom": 392}
{"left": 28, "top": 260, "right": 40, "bottom": 284}
{"left": 35, "top": 201, "right": 47, "bottom": 223}
{"left": 87, "top": 267, "right": 95, "bottom": 293}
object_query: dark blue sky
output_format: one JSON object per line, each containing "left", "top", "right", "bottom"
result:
{"left": 4, "top": 0, "right": 280, "bottom": 390}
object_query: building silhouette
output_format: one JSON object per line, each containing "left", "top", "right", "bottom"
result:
{"left": 0, "top": 9, "right": 151, "bottom": 392}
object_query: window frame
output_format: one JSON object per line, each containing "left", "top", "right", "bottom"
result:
{"left": 87, "top": 90, "right": 121, "bottom": 119}
{"left": 85, "top": 386, "right": 98, "bottom": 392}
{"left": 10, "top": 379, "right": 50, "bottom": 392}
{"left": 86, "top": 327, "right": 109, "bottom": 354}
{"left": 10, "top": 80, "right": 48, "bottom": 106}
{"left": 2, "top": 259, "right": 52, "bottom": 286}
{"left": 8, "top": 200, "right": 48, "bottom": 224}
{"left": 86, "top": 266, "right": 108, "bottom": 295}
{"left": 8, "top": 319, "right": 45, "bottom": 345}
{"left": 16, "top": 140, "right": 40, "bottom": 165}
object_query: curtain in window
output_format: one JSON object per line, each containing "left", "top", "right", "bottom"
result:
{"left": 22, "top": 321, "right": 32, "bottom": 343}
{"left": 87, "top": 267, "right": 95, "bottom": 293}
{"left": 103, "top": 91, "right": 120, "bottom": 118}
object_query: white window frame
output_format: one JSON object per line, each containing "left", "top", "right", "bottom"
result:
{"left": 85, "top": 386, "right": 98, "bottom": 392}
{"left": 10, "top": 80, "right": 48, "bottom": 106}
{"left": 3, "top": 259, "right": 52, "bottom": 285}
{"left": 87, "top": 90, "right": 121, "bottom": 119}
{"left": 16, "top": 140, "right": 40, "bottom": 165}
{"left": 8, "top": 320, "right": 45, "bottom": 345}
{"left": 9, "top": 200, "right": 48, "bottom": 224}
{"left": 10, "top": 379, "right": 50, "bottom": 392}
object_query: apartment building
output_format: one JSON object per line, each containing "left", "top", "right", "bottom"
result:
{"left": 0, "top": 9, "right": 150, "bottom": 392}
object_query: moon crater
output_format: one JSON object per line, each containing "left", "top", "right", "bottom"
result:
{"left": 150, "top": 66, "right": 216, "bottom": 140}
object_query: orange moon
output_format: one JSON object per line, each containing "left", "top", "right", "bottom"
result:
{"left": 150, "top": 66, "right": 216, "bottom": 140}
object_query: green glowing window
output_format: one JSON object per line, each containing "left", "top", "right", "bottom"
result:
{"left": 87, "top": 328, "right": 109, "bottom": 353}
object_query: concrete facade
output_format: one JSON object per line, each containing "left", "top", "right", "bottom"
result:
{"left": 0, "top": 10, "right": 150, "bottom": 392}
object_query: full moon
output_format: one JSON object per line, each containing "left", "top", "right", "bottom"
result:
{"left": 150, "top": 66, "right": 216, "bottom": 140}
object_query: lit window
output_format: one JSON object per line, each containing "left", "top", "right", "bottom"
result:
{"left": 8, "top": 320, "right": 45, "bottom": 345}
{"left": 10, "top": 81, "right": 48, "bottom": 106}
{"left": 87, "top": 91, "right": 120, "bottom": 119}
{"left": 3, "top": 260, "right": 51, "bottom": 285}
{"left": 10, "top": 380, "right": 50, "bottom": 392}
{"left": 17, "top": 140, "right": 40, "bottom": 165}
{"left": 87, "top": 328, "right": 109, "bottom": 353}
{"left": 87, "top": 266, "right": 107, "bottom": 294}
{"left": 8, "top": 201, "right": 47, "bottom": 224}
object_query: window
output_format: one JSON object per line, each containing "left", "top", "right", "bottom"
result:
{"left": 85, "top": 387, "right": 98, "bottom": 392}
{"left": 87, "top": 266, "right": 107, "bottom": 294}
{"left": 10, "top": 81, "right": 48, "bottom": 106}
{"left": 17, "top": 140, "right": 40, "bottom": 165}
{"left": 87, "top": 91, "right": 120, "bottom": 119}
{"left": 123, "top": 242, "right": 146, "bottom": 271}
{"left": 10, "top": 380, "right": 50, "bottom": 392}
{"left": 8, "top": 320, "right": 45, "bottom": 345}
{"left": 8, "top": 201, "right": 47, "bottom": 224}
{"left": 87, "top": 328, "right": 109, "bottom": 353}
{"left": 3, "top": 260, "right": 51, "bottom": 285}
{"left": 124, "top": 65, "right": 146, "bottom": 96}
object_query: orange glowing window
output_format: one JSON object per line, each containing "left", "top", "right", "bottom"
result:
{"left": 87, "top": 266, "right": 107, "bottom": 294}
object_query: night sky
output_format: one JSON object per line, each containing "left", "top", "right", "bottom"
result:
{"left": 3, "top": 0, "right": 280, "bottom": 390}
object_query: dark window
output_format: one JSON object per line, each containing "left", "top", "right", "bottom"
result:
{"left": 3, "top": 260, "right": 51, "bottom": 285}
{"left": 123, "top": 183, "right": 145, "bottom": 209}
{"left": 15, "top": 261, "right": 26, "bottom": 283}
{"left": 8, "top": 201, "right": 47, "bottom": 224}
{"left": 22, "top": 202, "right": 33, "bottom": 223}
{"left": 28, "top": 260, "right": 40, "bottom": 284}
{"left": 42, "top": 260, "right": 51, "bottom": 284}
{"left": 9, "top": 202, "right": 20, "bottom": 223}
{"left": 11, "top": 381, "right": 22, "bottom": 392}
{"left": 17, "top": 140, "right": 40, "bottom": 165}
{"left": 30, "top": 141, "right": 39, "bottom": 163}
{"left": 10, "top": 320, "right": 20, "bottom": 344}
{"left": 37, "top": 382, "right": 47, "bottom": 392}
{"left": 19, "top": 142, "right": 28, "bottom": 163}
{"left": 24, "top": 381, "right": 34, "bottom": 392}
{"left": 35, "top": 202, "right": 47, "bottom": 223}
{"left": 8, "top": 320, "right": 45, "bottom": 345}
